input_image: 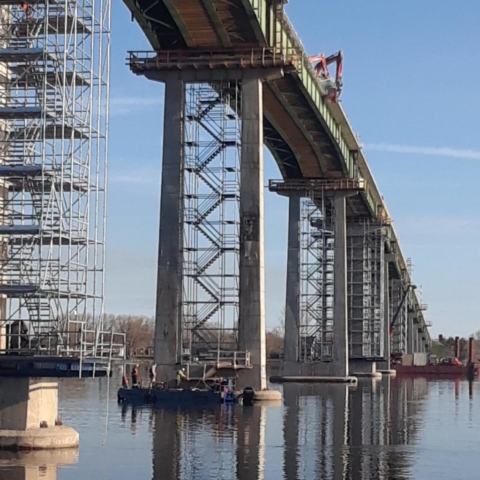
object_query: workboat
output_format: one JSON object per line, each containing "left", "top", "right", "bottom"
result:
{"left": 393, "top": 364, "right": 479, "bottom": 378}
{"left": 117, "top": 385, "right": 237, "bottom": 406}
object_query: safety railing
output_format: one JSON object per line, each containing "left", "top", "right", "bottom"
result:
{"left": 127, "top": 48, "right": 295, "bottom": 73}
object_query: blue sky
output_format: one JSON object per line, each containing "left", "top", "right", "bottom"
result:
{"left": 105, "top": 1, "right": 480, "bottom": 337}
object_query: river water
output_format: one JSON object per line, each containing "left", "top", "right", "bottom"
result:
{"left": 0, "top": 375, "right": 478, "bottom": 479}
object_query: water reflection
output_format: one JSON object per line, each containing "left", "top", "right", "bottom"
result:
{"left": 0, "top": 448, "right": 78, "bottom": 480}
{"left": 1, "top": 376, "right": 474, "bottom": 479}
{"left": 146, "top": 377, "right": 432, "bottom": 479}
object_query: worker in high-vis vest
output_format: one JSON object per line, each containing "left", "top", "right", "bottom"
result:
{"left": 176, "top": 367, "right": 186, "bottom": 387}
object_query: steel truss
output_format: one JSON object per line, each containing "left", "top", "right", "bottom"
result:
{"left": 347, "top": 220, "right": 385, "bottom": 359}
{"left": 182, "top": 82, "right": 241, "bottom": 362}
{"left": 299, "top": 194, "right": 334, "bottom": 361}
{"left": 0, "top": 0, "right": 114, "bottom": 357}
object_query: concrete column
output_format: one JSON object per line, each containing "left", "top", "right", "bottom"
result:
{"left": 238, "top": 78, "right": 266, "bottom": 391}
{"left": 382, "top": 261, "right": 391, "bottom": 369}
{"left": 407, "top": 313, "right": 415, "bottom": 354}
{"left": 284, "top": 194, "right": 301, "bottom": 363}
{"left": 154, "top": 80, "right": 185, "bottom": 373}
{"left": 0, "top": 378, "right": 78, "bottom": 449}
{"left": 333, "top": 194, "right": 348, "bottom": 377}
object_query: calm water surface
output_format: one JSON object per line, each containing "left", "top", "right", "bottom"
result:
{"left": 0, "top": 375, "right": 478, "bottom": 479}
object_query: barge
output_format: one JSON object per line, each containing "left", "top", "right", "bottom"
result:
{"left": 117, "top": 386, "right": 237, "bottom": 406}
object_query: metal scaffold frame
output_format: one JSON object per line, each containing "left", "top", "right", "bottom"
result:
{"left": 347, "top": 220, "right": 385, "bottom": 359}
{"left": 182, "top": 82, "right": 241, "bottom": 364}
{"left": 390, "top": 278, "right": 407, "bottom": 354}
{"left": 299, "top": 194, "right": 334, "bottom": 362}
{"left": 0, "top": 0, "right": 116, "bottom": 358}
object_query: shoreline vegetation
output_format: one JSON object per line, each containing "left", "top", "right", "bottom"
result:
{"left": 104, "top": 314, "right": 480, "bottom": 362}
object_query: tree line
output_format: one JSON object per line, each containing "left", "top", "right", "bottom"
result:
{"left": 103, "top": 314, "right": 285, "bottom": 360}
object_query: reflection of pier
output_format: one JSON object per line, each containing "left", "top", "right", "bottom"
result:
{"left": 283, "top": 378, "right": 430, "bottom": 479}
{"left": 150, "top": 405, "right": 268, "bottom": 480}
{"left": 0, "top": 448, "right": 78, "bottom": 480}
{"left": 116, "top": 378, "right": 433, "bottom": 479}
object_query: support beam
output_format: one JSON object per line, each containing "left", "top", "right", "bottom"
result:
{"left": 154, "top": 80, "right": 185, "bottom": 375}
{"left": 383, "top": 260, "right": 391, "bottom": 368}
{"left": 284, "top": 194, "right": 301, "bottom": 363}
{"left": 407, "top": 313, "right": 415, "bottom": 355}
{"left": 238, "top": 78, "right": 267, "bottom": 391}
{"left": 333, "top": 193, "right": 348, "bottom": 377}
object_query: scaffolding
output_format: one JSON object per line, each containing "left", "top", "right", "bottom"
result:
{"left": 347, "top": 220, "right": 385, "bottom": 359}
{"left": 0, "top": 0, "right": 113, "bottom": 358}
{"left": 390, "top": 278, "right": 407, "bottom": 354}
{"left": 299, "top": 194, "right": 334, "bottom": 362}
{"left": 182, "top": 82, "right": 241, "bottom": 364}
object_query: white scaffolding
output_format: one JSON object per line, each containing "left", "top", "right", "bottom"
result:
{"left": 347, "top": 220, "right": 385, "bottom": 359}
{"left": 0, "top": 0, "right": 112, "bottom": 357}
{"left": 182, "top": 82, "right": 241, "bottom": 363}
{"left": 299, "top": 195, "right": 334, "bottom": 361}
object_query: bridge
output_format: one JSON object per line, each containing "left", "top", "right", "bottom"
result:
{"left": 123, "top": 0, "right": 431, "bottom": 388}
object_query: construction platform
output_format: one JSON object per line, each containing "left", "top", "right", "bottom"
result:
{"left": 0, "top": 356, "right": 112, "bottom": 378}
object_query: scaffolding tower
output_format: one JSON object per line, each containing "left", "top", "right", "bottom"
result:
{"left": 299, "top": 194, "right": 334, "bottom": 361}
{"left": 347, "top": 220, "right": 385, "bottom": 359}
{"left": 182, "top": 82, "right": 241, "bottom": 364}
{"left": 0, "top": 0, "right": 111, "bottom": 357}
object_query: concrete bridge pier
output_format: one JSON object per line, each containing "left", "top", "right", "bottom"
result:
{"left": 283, "top": 193, "right": 301, "bottom": 366}
{"left": 0, "top": 378, "right": 79, "bottom": 450}
{"left": 237, "top": 77, "right": 267, "bottom": 393}
{"left": 153, "top": 79, "right": 185, "bottom": 383}
{"left": 347, "top": 221, "right": 385, "bottom": 378}
{"left": 152, "top": 72, "right": 281, "bottom": 398}
{"left": 279, "top": 192, "right": 352, "bottom": 380}
{"left": 377, "top": 258, "right": 395, "bottom": 375}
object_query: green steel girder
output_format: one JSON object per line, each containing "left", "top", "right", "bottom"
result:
{"left": 163, "top": 0, "right": 195, "bottom": 47}
{"left": 264, "top": 117, "right": 303, "bottom": 179}
{"left": 123, "top": 0, "right": 186, "bottom": 49}
{"left": 201, "top": 0, "right": 232, "bottom": 47}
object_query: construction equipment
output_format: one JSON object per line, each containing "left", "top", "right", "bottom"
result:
{"left": 308, "top": 51, "right": 343, "bottom": 102}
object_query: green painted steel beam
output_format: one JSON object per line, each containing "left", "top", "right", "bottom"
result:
{"left": 201, "top": 0, "right": 232, "bottom": 47}
{"left": 240, "top": 0, "right": 268, "bottom": 46}
{"left": 268, "top": 82, "right": 326, "bottom": 176}
{"left": 163, "top": 0, "right": 195, "bottom": 47}
{"left": 264, "top": 110, "right": 306, "bottom": 175}
{"left": 123, "top": 0, "right": 161, "bottom": 50}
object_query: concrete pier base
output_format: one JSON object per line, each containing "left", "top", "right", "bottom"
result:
{"left": 377, "top": 369, "right": 397, "bottom": 377}
{"left": 349, "top": 360, "right": 382, "bottom": 378}
{"left": 0, "top": 378, "right": 79, "bottom": 450}
{"left": 270, "top": 375, "right": 357, "bottom": 384}
{"left": 0, "top": 427, "right": 79, "bottom": 450}
{"left": 253, "top": 389, "right": 282, "bottom": 402}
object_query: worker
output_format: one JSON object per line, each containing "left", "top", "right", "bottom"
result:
{"left": 131, "top": 364, "right": 139, "bottom": 388}
{"left": 176, "top": 367, "right": 186, "bottom": 387}
{"left": 22, "top": 2, "right": 33, "bottom": 20}
{"left": 148, "top": 363, "right": 157, "bottom": 388}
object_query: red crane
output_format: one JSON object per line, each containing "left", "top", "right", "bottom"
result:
{"left": 308, "top": 51, "right": 343, "bottom": 102}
